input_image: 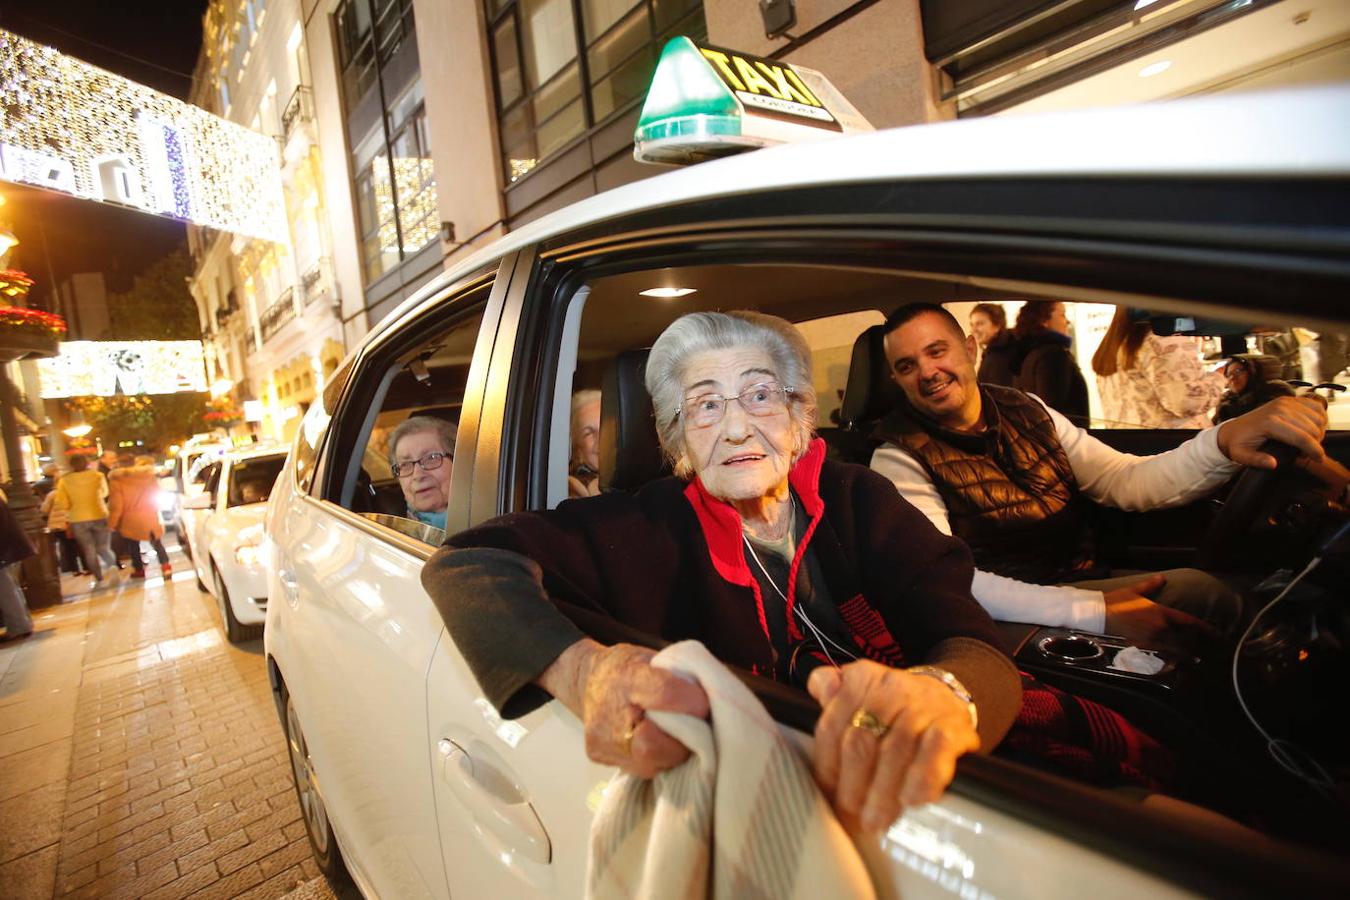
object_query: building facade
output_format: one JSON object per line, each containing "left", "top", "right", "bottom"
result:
{"left": 188, "top": 0, "right": 346, "bottom": 445}
{"left": 196, "top": 0, "right": 1348, "bottom": 372}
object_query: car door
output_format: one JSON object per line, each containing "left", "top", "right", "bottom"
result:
{"left": 274, "top": 264, "right": 506, "bottom": 897}
{"left": 425, "top": 250, "right": 610, "bottom": 897}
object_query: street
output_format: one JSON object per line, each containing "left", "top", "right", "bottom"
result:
{"left": 0, "top": 543, "right": 339, "bottom": 900}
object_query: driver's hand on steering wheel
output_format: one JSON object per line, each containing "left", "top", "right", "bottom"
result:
{"left": 1216, "top": 395, "right": 1328, "bottom": 470}
{"left": 1102, "top": 574, "right": 1223, "bottom": 652}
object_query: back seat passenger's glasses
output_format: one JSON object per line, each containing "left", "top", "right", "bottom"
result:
{"left": 680, "top": 382, "right": 794, "bottom": 428}
{"left": 391, "top": 451, "right": 450, "bottom": 478}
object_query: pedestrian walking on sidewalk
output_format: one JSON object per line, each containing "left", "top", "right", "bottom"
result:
{"left": 0, "top": 493, "right": 35, "bottom": 641}
{"left": 53, "top": 454, "right": 118, "bottom": 583}
{"left": 109, "top": 454, "right": 172, "bottom": 579}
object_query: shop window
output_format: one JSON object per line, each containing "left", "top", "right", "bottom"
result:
{"left": 487, "top": 0, "right": 706, "bottom": 183}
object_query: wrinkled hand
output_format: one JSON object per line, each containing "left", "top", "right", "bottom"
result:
{"left": 1102, "top": 574, "right": 1221, "bottom": 650}
{"left": 1217, "top": 395, "right": 1327, "bottom": 469}
{"left": 808, "top": 660, "right": 978, "bottom": 833}
{"left": 581, "top": 643, "right": 710, "bottom": 778}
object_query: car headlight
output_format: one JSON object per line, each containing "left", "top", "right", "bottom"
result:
{"left": 233, "top": 524, "right": 267, "bottom": 568}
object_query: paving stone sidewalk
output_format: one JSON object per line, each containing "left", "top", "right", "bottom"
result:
{"left": 0, "top": 555, "right": 325, "bottom": 899}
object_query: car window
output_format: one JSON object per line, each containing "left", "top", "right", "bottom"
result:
{"left": 321, "top": 288, "right": 490, "bottom": 546}
{"left": 228, "top": 455, "right": 287, "bottom": 507}
{"left": 187, "top": 449, "right": 224, "bottom": 485}
{"left": 200, "top": 462, "right": 222, "bottom": 499}
{"left": 523, "top": 256, "right": 1350, "bottom": 863}
{"left": 293, "top": 357, "right": 354, "bottom": 495}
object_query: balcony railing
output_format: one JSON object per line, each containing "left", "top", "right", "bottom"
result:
{"left": 299, "top": 259, "right": 330, "bottom": 306}
{"left": 281, "top": 86, "right": 314, "bottom": 144}
{"left": 259, "top": 288, "right": 296, "bottom": 342}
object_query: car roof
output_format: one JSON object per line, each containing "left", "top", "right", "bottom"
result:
{"left": 372, "top": 84, "right": 1350, "bottom": 341}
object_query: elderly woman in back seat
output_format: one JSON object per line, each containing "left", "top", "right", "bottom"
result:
{"left": 568, "top": 389, "right": 602, "bottom": 498}
{"left": 389, "top": 415, "right": 457, "bottom": 532}
{"left": 424, "top": 310, "right": 1026, "bottom": 830}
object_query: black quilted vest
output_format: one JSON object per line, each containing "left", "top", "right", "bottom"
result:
{"left": 873, "top": 385, "right": 1092, "bottom": 584}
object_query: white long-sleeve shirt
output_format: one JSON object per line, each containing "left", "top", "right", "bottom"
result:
{"left": 870, "top": 395, "right": 1239, "bottom": 632}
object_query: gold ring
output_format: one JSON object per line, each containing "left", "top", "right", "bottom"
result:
{"left": 850, "top": 708, "right": 889, "bottom": 739}
{"left": 622, "top": 723, "right": 638, "bottom": 755}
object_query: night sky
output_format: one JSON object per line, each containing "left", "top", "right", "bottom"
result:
{"left": 0, "top": 1, "right": 210, "bottom": 310}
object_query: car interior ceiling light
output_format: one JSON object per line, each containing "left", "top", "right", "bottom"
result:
{"left": 639, "top": 287, "right": 698, "bottom": 298}
{"left": 1138, "top": 60, "right": 1173, "bottom": 77}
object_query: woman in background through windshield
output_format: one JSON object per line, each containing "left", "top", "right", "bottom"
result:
{"left": 1093, "top": 307, "right": 1224, "bottom": 429}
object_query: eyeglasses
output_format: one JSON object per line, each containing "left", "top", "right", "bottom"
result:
{"left": 391, "top": 451, "right": 450, "bottom": 478}
{"left": 680, "top": 382, "right": 793, "bottom": 429}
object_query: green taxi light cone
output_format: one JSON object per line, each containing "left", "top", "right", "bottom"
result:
{"left": 635, "top": 36, "right": 742, "bottom": 149}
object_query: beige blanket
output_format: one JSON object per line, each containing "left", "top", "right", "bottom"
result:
{"left": 586, "top": 640, "right": 876, "bottom": 900}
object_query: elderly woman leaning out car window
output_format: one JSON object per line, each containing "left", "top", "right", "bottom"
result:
{"left": 420, "top": 310, "right": 1275, "bottom": 831}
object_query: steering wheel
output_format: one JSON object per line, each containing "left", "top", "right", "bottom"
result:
{"left": 1194, "top": 440, "right": 1302, "bottom": 570}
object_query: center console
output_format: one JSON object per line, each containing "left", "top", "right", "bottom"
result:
{"left": 1023, "top": 628, "right": 1189, "bottom": 692}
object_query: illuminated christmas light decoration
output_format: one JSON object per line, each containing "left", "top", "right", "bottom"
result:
{"left": 372, "top": 153, "right": 438, "bottom": 254}
{"left": 37, "top": 341, "right": 208, "bottom": 398}
{"left": 0, "top": 29, "right": 286, "bottom": 242}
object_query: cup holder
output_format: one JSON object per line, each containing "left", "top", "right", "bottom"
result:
{"left": 1037, "top": 634, "right": 1104, "bottom": 662}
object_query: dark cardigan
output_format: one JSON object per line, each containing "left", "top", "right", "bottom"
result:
{"left": 422, "top": 440, "right": 1021, "bottom": 748}
{"left": 1010, "top": 330, "right": 1090, "bottom": 425}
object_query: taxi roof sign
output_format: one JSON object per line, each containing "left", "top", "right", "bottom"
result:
{"left": 634, "top": 37, "right": 873, "bottom": 166}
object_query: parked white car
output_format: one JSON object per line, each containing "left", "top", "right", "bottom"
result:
{"left": 171, "top": 441, "right": 229, "bottom": 560}
{"left": 264, "top": 86, "right": 1350, "bottom": 898}
{"left": 184, "top": 445, "right": 286, "bottom": 642}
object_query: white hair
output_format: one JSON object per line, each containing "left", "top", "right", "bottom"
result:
{"left": 645, "top": 311, "right": 816, "bottom": 478}
{"left": 389, "top": 415, "right": 457, "bottom": 465}
{"left": 570, "top": 389, "right": 602, "bottom": 465}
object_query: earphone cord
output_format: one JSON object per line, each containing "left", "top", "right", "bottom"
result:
{"left": 742, "top": 514, "right": 858, "bottom": 669}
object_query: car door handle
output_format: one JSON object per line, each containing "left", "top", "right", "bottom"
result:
{"left": 437, "top": 739, "right": 551, "bottom": 865}
{"left": 277, "top": 566, "right": 300, "bottom": 607}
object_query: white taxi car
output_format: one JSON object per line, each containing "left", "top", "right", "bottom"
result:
{"left": 184, "top": 445, "right": 286, "bottom": 642}
{"left": 171, "top": 440, "right": 229, "bottom": 561}
{"left": 264, "top": 85, "right": 1350, "bottom": 898}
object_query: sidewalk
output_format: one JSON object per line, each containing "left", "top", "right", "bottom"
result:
{"left": 0, "top": 549, "right": 322, "bottom": 899}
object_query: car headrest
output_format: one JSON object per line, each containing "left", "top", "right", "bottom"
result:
{"left": 599, "top": 349, "right": 671, "bottom": 492}
{"left": 838, "top": 324, "right": 902, "bottom": 429}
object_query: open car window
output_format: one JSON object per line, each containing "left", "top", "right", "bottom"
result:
{"left": 227, "top": 455, "right": 287, "bottom": 507}
{"left": 321, "top": 286, "right": 490, "bottom": 548}
{"left": 537, "top": 256, "right": 1350, "bottom": 867}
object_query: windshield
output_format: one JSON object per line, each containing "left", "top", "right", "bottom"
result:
{"left": 227, "top": 455, "right": 286, "bottom": 507}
